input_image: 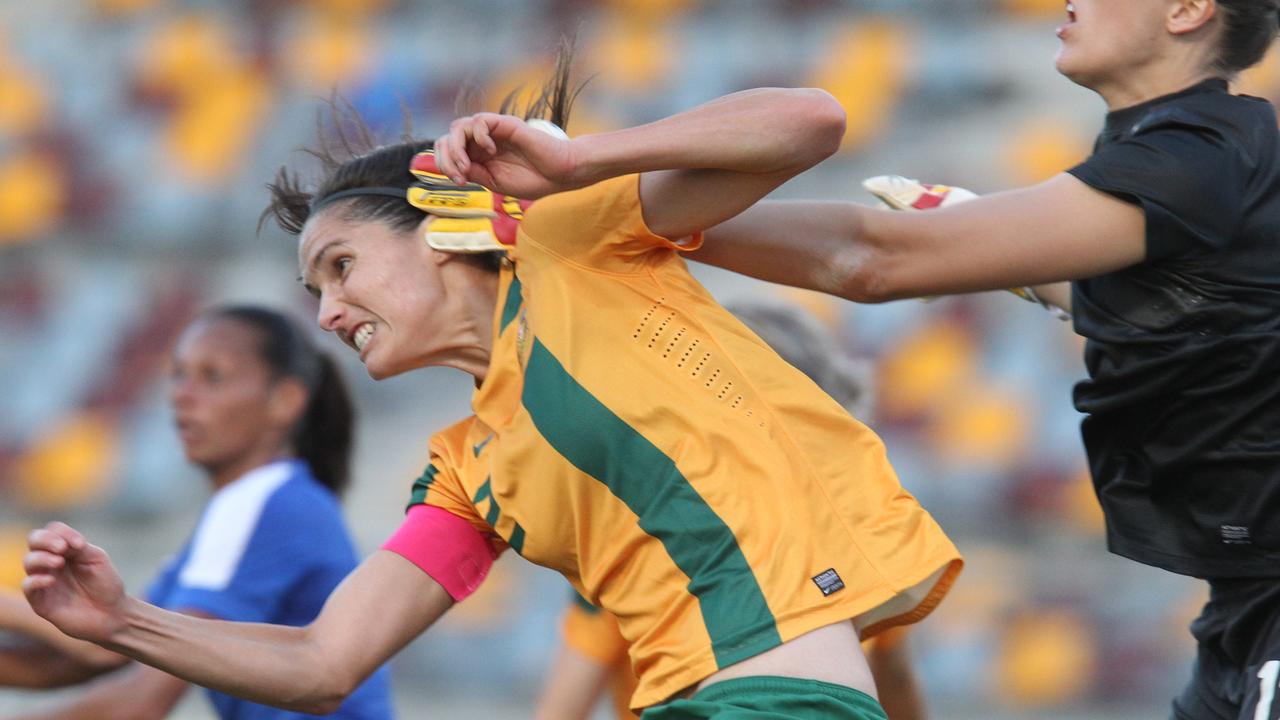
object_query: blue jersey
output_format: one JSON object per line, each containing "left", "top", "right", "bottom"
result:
{"left": 147, "top": 460, "right": 393, "bottom": 720}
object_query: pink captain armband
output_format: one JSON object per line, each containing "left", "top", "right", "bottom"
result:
{"left": 381, "top": 505, "right": 497, "bottom": 602}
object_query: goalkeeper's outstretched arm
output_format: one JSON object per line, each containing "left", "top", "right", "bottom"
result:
{"left": 690, "top": 173, "right": 1144, "bottom": 304}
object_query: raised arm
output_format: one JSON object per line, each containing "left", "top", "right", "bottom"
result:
{"left": 691, "top": 173, "right": 1144, "bottom": 302}
{"left": 23, "top": 522, "right": 451, "bottom": 715}
{"left": 432, "top": 87, "right": 846, "bottom": 240}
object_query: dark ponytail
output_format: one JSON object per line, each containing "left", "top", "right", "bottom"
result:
{"left": 1211, "top": 0, "right": 1280, "bottom": 75}
{"left": 205, "top": 305, "right": 354, "bottom": 496}
{"left": 291, "top": 352, "right": 354, "bottom": 497}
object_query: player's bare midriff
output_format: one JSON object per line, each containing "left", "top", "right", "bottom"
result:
{"left": 662, "top": 620, "right": 878, "bottom": 705}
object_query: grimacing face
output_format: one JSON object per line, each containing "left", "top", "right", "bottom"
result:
{"left": 1054, "top": 0, "right": 1178, "bottom": 90}
{"left": 169, "top": 318, "right": 287, "bottom": 471}
{"left": 298, "top": 209, "right": 448, "bottom": 380}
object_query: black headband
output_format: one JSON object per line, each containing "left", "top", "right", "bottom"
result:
{"left": 310, "top": 186, "right": 407, "bottom": 213}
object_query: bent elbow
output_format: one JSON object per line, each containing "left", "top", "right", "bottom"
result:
{"left": 828, "top": 212, "right": 895, "bottom": 304}
{"left": 804, "top": 88, "right": 847, "bottom": 160}
{"left": 291, "top": 684, "right": 352, "bottom": 716}
{"left": 777, "top": 88, "right": 845, "bottom": 167}
{"left": 756, "top": 88, "right": 845, "bottom": 168}
{"left": 261, "top": 654, "right": 355, "bottom": 715}
{"left": 299, "top": 693, "right": 349, "bottom": 717}
{"left": 839, "top": 262, "right": 894, "bottom": 304}
{"left": 295, "top": 663, "right": 361, "bottom": 715}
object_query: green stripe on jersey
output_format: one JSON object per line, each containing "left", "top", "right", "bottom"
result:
{"left": 570, "top": 588, "right": 601, "bottom": 614}
{"left": 473, "top": 477, "right": 501, "bottom": 526}
{"left": 522, "top": 339, "right": 780, "bottom": 667}
{"left": 508, "top": 522, "right": 525, "bottom": 554}
{"left": 406, "top": 463, "right": 439, "bottom": 509}
{"left": 499, "top": 275, "right": 523, "bottom": 333}
{"left": 472, "top": 476, "right": 525, "bottom": 554}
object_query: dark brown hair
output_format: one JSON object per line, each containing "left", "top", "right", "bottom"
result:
{"left": 1212, "top": 0, "right": 1280, "bottom": 75}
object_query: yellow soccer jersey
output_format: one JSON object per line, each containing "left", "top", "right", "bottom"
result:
{"left": 561, "top": 594, "right": 912, "bottom": 720}
{"left": 407, "top": 173, "right": 962, "bottom": 709}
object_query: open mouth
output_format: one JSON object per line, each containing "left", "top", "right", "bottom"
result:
{"left": 1066, "top": 1, "right": 1076, "bottom": 23}
{"left": 353, "top": 322, "right": 375, "bottom": 352}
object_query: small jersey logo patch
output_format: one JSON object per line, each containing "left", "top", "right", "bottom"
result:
{"left": 812, "top": 568, "right": 845, "bottom": 596}
{"left": 1221, "top": 525, "right": 1252, "bottom": 545}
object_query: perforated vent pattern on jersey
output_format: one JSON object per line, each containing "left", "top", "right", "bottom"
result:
{"left": 633, "top": 299, "right": 767, "bottom": 429}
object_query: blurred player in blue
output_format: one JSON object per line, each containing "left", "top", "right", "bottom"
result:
{"left": 0, "top": 305, "right": 393, "bottom": 720}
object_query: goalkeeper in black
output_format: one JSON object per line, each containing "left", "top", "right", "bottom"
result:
{"left": 687, "top": 1, "right": 1280, "bottom": 718}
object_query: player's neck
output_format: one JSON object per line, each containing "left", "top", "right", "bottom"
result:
{"left": 207, "top": 449, "right": 291, "bottom": 491}
{"left": 1094, "top": 62, "right": 1218, "bottom": 112}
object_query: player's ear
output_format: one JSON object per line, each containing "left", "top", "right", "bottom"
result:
{"left": 1167, "top": 0, "right": 1215, "bottom": 35}
{"left": 268, "top": 377, "right": 309, "bottom": 430}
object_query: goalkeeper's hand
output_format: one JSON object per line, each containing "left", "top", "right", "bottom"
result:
{"left": 405, "top": 119, "right": 565, "bottom": 253}
{"left": 408, "top": 149, "right": 526, "bottom": 253}
{"left": 861, "top": 175, "right": 1071, "bottom": 321}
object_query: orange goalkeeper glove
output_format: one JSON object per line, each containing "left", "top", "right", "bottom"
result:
{"left": 406, "top": 118, "right": 568, "bottom": 253}
{"left": 408, "top": 150, "right": 527, "bottom": 252}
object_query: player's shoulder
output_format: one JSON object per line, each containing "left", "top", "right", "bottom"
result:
{"left": 252, "top": 462, "right": 345, "bottom": 532}
{"left": 1131, "top": 92, "right": 1274, "bottom": 152}
{"left": 521, "top": 175, "right": 640, "bottom": 238}
{"left": 429, "top": 415, "right": 483, "bottom": 462}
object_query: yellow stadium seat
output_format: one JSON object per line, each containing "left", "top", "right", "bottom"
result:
{"left": 808, "top": 18, "right": 911, "bottom": 152}
{"left": 929, "top": 383, "right": 1031, "bottom": 468}
{"left": 0, "top": 528, "right": 29, "bottom": 591}
{"left": 136, "top": 14, "right": 239, "bottom": 99}
{"left": 13, "top": 411, "right": 120, "bottom": 511}
{"left": 1001, "top": 0, "right": 1070, "bottom": 17}
{"left": 0, "top": 63, "right": 49, "bottom": 137}
{"left": 1059, "top": 465, "right": 1106, "bottom": 535}
{"left": 487, "top": 61, "right": 559, "bottom": 118}
{"left": 605, "top": 0, "right": 695, "bottom": 20}
{"left": 164, "top": 68, "right": 271, "bottom": 184}
{"left": 93, "top": 0, "right": 164, "bottom": 16}
{"left": 1237, "top": 46, "right": 1280, "bottom": 100}
{"left": 589, "top": 13, "right": 675, "bottom": 92}
{"left": 1004, "top": 119, "right": 1092, "bottom": 185}
{"left": 0, "top": 151, "right": 64, "bottom": 244}
{"left": 879, "top": 321, "right": 978, "bottom": 420}
{"left": 308, "top": 0, "right": 390, "bottom": 18}
{"left": 997, "top": 609, "right": 1097, "bottom": 707}
{"left": 281, "top": 16, "right": 375, "bottom": 91}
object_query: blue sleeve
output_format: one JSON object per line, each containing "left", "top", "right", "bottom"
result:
{"left": 161, "top": 489, "right": 321, "bottom": 623}
{"left": 144, "top": 554, "right": 182, "bottom": 607}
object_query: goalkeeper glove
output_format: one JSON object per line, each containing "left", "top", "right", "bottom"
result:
{"left": 861, "top": 175, "right": 1071, "bottom": 321}
{"left": 405, "top": 118, "right": 566, "bottom": 252}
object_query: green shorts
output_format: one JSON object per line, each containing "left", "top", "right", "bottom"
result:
{"left": 640, "top": 676, "right": 888, "bottom": 720}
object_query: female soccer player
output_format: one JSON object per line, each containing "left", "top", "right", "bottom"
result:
{"left": 533, "top": 301, "right": 927, "bottom": 720}
{"left": 20, "top": 72, "right": 962, "bottom": 719}
{"left": 3, "top": 306, "right": 392, "bottom": 720}
{"left": 686, "top": 1, "right": 1280, "bottom": 717}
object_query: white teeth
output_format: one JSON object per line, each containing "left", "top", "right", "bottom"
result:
{"left": 353, "top": 323, "right": 374, "bottom": 351}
